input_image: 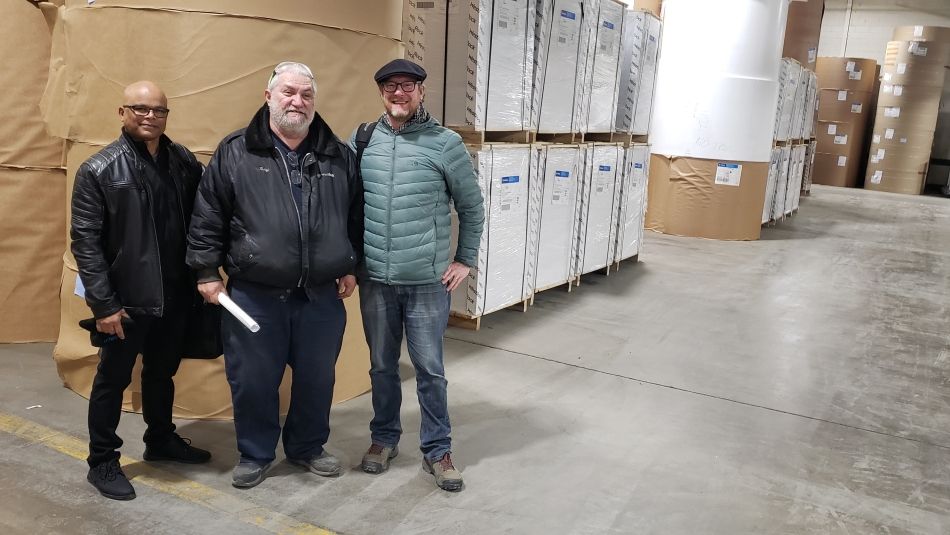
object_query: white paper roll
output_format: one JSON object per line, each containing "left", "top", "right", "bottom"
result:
{"left": 218, "top": 293, "right": 260, "bottom": 333}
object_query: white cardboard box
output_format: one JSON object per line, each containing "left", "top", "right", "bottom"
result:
{"left": 572, "top": 0, "right": 601, "bottom": 134}
{"left": 576, "top": 143, "right": 624, "bottom": 276}
{"left": 631, "top": 11, "right": 660, "bottom": 135}
{"left": 615, "top": 9, "right": 646, "bottom": 133}
{"left": 451, "top": 144, "right": 533, "bottom": 317}
{"left": 762, "top": 146, "right": 783, "bottom": 224}
{"left": 533, "top": 0, "right": 585, "bottom": 133}
{"left": 445, "top": 0, "right": 536, "bottom": 131}
{"left": 786, "top": 144, "right": 807, "bottom": 214}
{"left": 584, "top": 0, "right": 625, "bottom": 133}
{"left": 614, "top": 142, "right": 650, "bottom": 262}
{"left": 531, "top": 144, "right": 584, "bottom": 290}
{"left": 771, "top": 145, "right": 792, "bottom": 221}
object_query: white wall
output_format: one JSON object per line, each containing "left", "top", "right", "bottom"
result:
{"left": 819, "top": 6, "right": 950, "bottom": 63}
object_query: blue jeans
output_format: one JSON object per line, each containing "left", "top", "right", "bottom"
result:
{"left": 222, "top": 279, "right": 345, "bottom": 464}
{"left": 359, "top": 280, "right": 452, "bottom": 462}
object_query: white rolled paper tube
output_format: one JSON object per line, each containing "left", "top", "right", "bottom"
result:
{"left": 217, "top": 293, "right": 260, "bottom": 333}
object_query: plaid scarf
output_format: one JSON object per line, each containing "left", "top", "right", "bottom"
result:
{"left": 382, "top": 104, "right": 430, "bottom": 134}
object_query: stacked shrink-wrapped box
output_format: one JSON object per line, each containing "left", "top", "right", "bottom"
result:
{"left": 773, "top": 59, "right": 818, "bottom": 143}
{"left": 613, "top": 143, "right": 650, "bottom": 263}
{"left": 533, "top": 0, "right": 585, "bottom": 133}
{"left": 865, "top": 28, "right": 950, "bottom": 194}
{"left": 583, "top": 0, "right": 625, "bottom": 133}
{"left": 452, "top": 145, "right": 534, "bottom": 316}
{"left": 529, "top": 144, "right": 584, "bottom": 291}
{"left": 615, "top": 9, "right": 661, "bottom": 136}
{"left": 813, "top": 57, "right": 877, "bottom": 187}
{"left": 445, "top": 0, "right": 536, "bottom": 131}
{"left": 576, "top": 143, "right": 624, "bottom": 275}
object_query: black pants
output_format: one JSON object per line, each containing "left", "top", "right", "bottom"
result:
{"left": 86, "top": 295, "right": 188, "bottom": 467}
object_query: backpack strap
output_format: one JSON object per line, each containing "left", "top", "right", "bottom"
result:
{"left": 354, "top": 121, "right": 378, "bottom": 164}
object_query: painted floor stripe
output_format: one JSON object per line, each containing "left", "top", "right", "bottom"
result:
{"left": 0, "top": 412, "right": 336, "bottom": 535}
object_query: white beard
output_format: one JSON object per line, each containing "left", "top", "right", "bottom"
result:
{"left": 269, "top": 101, "right": 312, "bottom": 135}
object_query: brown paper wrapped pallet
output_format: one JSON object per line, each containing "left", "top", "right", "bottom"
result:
{"left": 0, "top": 2, "right": 68, "bottom": 343}
{"left": 645, "top": 155, "right": 768, "bottom": 241}
{"left": 47, "top": 3, "right": 404, "bottom": 417}
{"left": 782, "top": 0, "right": 824, "bottom": 70}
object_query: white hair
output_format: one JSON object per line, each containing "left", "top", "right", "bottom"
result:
{"left": 267, "top": 61, "right": 317, "bottom": 94}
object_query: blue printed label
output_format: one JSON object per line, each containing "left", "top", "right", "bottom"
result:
{"left": 634, "top": 163, "right": 643, "bottom": 169}
{"left": 599, "top": 165, "right": 611, "bottom": 172}
{"left": 501, "top": 176, "right": 520, "bottom": 184}
{"left": 603, "top": 21, "right": 615, "bottom": 30}
{"left": 717, "top": 163, "right": 739, "bottom": 169}
{"left": 561, "top": 10, "right": 576, "bottom": 20}
{"left": 555, "top": 170, "right": 570, "bottom": 178}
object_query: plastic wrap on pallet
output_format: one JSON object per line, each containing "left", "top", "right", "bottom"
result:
{"left": 534, "top": 0, "right": 585, "bottom": 133}
{"left": 771, "top": 145, "right": 791, "bottom": 221}
{"left": 762, "top": 147, "right": 782, "bottom": 224}
{"left": 445, "top": 0, "right": 535, "bottom": 131}
{"left": 789, "top": 66, "right": 810, "bottom": 139}
{"left": 803, "top": 71, "right": 818, "bottom": 139}
{"left": 802, "top": 140, "right": 817, "bottom": 193}
{"left": 585, "top": 0, "right": 624, "bottom": 133}
{"left": 524, "top": 145, "right": 545, "bottom": 298}
{"left": 572, "top": 0, "right": 601, "bottom": 134}
{"left": 615, "top": 9, "right": 646, "bottom": 133}
{"left": 788, "top": 144, "right": 807, "bottom": 213}
{"left": 450, "top": 145, "right": 532, "bottom": 317}
{"left": 774, "top": 59, "right": 802, "bottom": 141}
{"left": 614, "top": 143, "right": 650, "bottom": 262}
{"left": 533, "top": 144, "right": 583, "bottom": 290}
{"left": 632, "top": 12, "right": 660, "bottom": 136}
{"left": 577, "top": 143, "right": 624, "bottom": 275}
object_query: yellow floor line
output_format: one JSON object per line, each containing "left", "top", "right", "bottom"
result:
{"left": 0, "top": 412, "right": 336, "bottom": 535}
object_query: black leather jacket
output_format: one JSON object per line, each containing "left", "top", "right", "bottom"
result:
{"left": 186, "top": 105, "right": 363, "bottom": 289}
{"left": 70, "top": 132, "right": 203, "bottom": 318}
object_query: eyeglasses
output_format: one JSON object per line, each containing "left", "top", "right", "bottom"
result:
{"left": 381, "top": 81, "right": 420, "bottom": 93}
{"left": 123, "top": 105, "right": 170, "bottom": 118}
{"left": 269, "top": 61, "right": 315, "bottom": 89}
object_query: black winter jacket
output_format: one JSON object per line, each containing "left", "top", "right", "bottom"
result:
{"left": 186, "top": 105, "right": 363, "bottom": 289}
{"left": 70, "top": 132, "right": 203, "bottom": 318}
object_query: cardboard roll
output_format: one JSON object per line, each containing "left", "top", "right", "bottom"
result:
{"left": 816, "top": 57, "right": 878, "bottom": 92}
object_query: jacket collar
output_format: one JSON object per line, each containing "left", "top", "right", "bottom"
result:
{"left": 119, "top": 129, "right": 171, "bottom": 161}
{"left": 245, "top": 104, "right": 340, "bottom": 158}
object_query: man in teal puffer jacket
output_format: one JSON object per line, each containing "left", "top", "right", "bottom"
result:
{"left": 350, "top": 59, "right": 484, "bottom": 492}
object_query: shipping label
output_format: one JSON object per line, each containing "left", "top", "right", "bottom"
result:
{"left": 714, "top": 163, "right": 742, "bottom": 187}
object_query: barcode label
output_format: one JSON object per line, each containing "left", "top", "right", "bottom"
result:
{"left": 501, "top": 204, "right": 511, "bottom": 211}
{"left": 558, "top": 37, "right": 567, "bottom": 44}
{"left": 417, "top": 1, "right": 435, "bottom": 8}
{"left": 498, "top": 20, "right": 508, "bottom": 29}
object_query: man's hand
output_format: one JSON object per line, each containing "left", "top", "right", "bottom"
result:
{"left": 96, "top": 310, "right": 130, "bottom": 340}
{"left": 338, "top": 275, "right": 357, "bottom": 299}
{"left": 441, "top": 262, "right": 470, "bottom": 292}
{"left": 198, "top": 280, "right": 227, "bottom": 304}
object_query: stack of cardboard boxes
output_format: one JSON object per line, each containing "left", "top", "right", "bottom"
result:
{"left": 782, "top": 0, "right": 825, "bottom": 71}
{"left": 865, "top": 27, "right": 950, "bottom": 195}
{"left": 813, "top": 57, "right": 878, "bottom": 188}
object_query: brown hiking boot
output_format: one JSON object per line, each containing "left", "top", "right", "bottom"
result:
{"left": 361, "top": 443, "right": 398, "bottom": 474}
{"left": 423, "top": 453, "right": 463, "bottom": 492}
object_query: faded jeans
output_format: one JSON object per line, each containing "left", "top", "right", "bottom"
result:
{"left": 359, "top": 280, "right": 452, "bottom": 462}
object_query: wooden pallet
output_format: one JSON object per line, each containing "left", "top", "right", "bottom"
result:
{"left": 582, "top": 132, "right": 648, "bottom": 145}
{"left": 612, "top": 254, "right": 639, "bottom": 271}
{"left": 535, "top": 132, "right": 582, "bottom": 144}
{"left": 447, "top": 299, "right": 530, "bottom": 331}
{"left": 452, "top": 128, "right": 536, "bottom": 145}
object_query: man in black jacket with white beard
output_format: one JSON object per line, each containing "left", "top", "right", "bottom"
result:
{"left": 187, "top": 61, "right": 363, "bottom": 489}
{"left": 71, "top": 81, "right": 212, "bottom": 501}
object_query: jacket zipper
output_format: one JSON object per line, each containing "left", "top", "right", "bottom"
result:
{"left": 131, "top": 148, "right": 165, "bottom": 315}
{"left": 276, "top": 150, "right": 306, "bottom": 287}
{"left": 386, "top": 133, "right": 396, "bottom": 284}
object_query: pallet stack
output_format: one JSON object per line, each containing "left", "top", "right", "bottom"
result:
{"left": 444, "top": 2, "right": 661, "bottom": 328}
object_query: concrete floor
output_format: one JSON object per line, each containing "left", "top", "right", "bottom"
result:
{"left": 1, "top": 185, "right": 949, "bottom": 534}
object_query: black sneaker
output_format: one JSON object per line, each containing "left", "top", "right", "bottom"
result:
{"left": 87, "top": 459, "right": 135, "bottom": 500}
{"left": 143, "top": 434, "right": 211, "bottom": 464}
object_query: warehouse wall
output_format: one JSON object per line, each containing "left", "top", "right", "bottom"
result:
{"left": 819, "top": 5, "right": 950, "bottom": 62}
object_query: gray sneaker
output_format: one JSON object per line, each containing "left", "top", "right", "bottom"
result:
{"left": 361, "top": 443, "right": 399, "bottom": 474}
{"left": 288, "top": 451, "right": 342, "bottom": 477}
{"left": 423, "top": 453, "right": 463, "bottom": 492}
{"left": 232, "top": 460, "right": 272, "bottom": 489}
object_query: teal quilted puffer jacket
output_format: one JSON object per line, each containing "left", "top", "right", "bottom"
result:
{"left": 351, "top": 117, "right": 484, "bottom": 285}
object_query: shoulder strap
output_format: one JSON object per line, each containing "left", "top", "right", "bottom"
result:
{"left": 354, "top": 121, "right": 378, "bottom": 164}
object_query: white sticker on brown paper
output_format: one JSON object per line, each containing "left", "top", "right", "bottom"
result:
{"left": 851, "top": 103, "right": 862, "bottom": 113}
{"left": 883, "top": 72, "right": 893, "bottom": 82}
{"left": 827, "top": 124, "right": 837, "bottom": 135}
{"left": 885, "top": 128, "right": 895, "bottom": 139}
{"left": 871, "top": 170, "right": 883, "bottom": 184}
{"left": 883, "top": 84, "right": 893, "bottom": 94}
{"left": 897, "top": 63, "right": 907, "bottom": 74}
{"left": 849, "top": 70, "right": 863, "bottom": 81}
{"left": 914, "top": 25, "right": 924, "bottom": 37}
{"left": 837, "top": 90, "right": 847, "bottom": 101}
{"left": 894, "top": 85, "right": 903, "bottom": 96}
{"left": 876, "top": 149, "right": 886, "bottom": 160}
{"left": 873, "top": 134, "right": 881, "bottom": 143}
{"left": 808, "top": 48, "right": 817, "bottom": 64}
{"left": 837, "top": 156, "right": 847, "bottom": 167}
{"left": 884, "top": 107, "right": 900, "bottom": 118}
{"left": 846, "top": 61, "right": 856, "bottom": 72}
{"left": 899, "top": 137, "right": 908, "bottom": 144}
{"left": 714, "top": 163, "right": 742, "bottom": 187}
{"left": 834, "top": 135, "right": 848, "bottom": 145}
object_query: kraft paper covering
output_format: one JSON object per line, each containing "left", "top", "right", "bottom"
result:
{"left": 47, "top": 3, "right": 405, "bottom": 417}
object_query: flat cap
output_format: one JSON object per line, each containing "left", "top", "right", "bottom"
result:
{"left": 374, "top": 59, "right": 427, "bottom": 83}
